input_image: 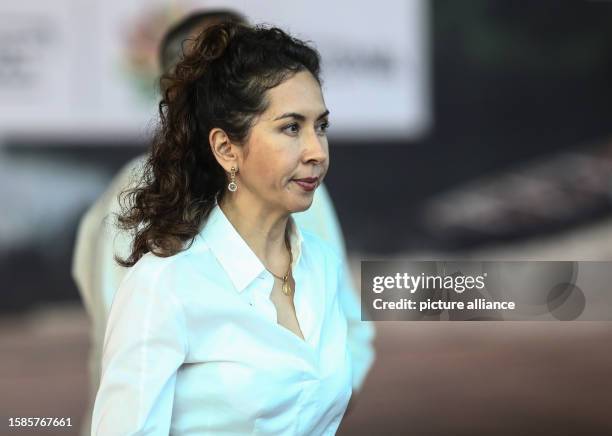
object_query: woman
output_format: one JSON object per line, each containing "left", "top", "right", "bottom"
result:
{"left": 91, "top": 22, "right": 352, "bottom": 435}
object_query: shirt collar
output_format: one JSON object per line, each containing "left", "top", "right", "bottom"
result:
{"left": 198, "top": 202, "right": 304, "bottom": 293}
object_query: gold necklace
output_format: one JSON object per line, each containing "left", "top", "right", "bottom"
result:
{"left": 265, "top": 233, "right": 293, "bottom": 296}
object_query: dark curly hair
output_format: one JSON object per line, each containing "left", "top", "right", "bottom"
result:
{"left": 158, "top": 10, "right": 246, "bottom": 73}
{"left": 116, "top": 22, "right": 322, "bottom": 267}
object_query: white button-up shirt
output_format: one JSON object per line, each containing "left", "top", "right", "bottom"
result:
{"left": 91, "top": 203, "right": 353, "bottom": 435}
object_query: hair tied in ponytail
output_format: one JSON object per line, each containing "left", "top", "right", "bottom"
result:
{"left": 197, "top": 22, "right": 239, "bottom": 62}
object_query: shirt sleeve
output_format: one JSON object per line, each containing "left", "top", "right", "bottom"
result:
{"left": 72, "top": 155, "right": 147, "bottom": 436}
{"left": 91, "top": 260, "right": 188, "bottom": 435}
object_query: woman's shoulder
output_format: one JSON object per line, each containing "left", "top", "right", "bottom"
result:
{"left": 299, "top": 227, "right": 343, "bottom": 270}
{"left": 297, "top": 228, "right": 345, "bottom": 302}
{"left": 120, "top": 239, "right": 216, "bottom": 295}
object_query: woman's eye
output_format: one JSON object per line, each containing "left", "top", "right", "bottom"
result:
{"left": 282, "top": 121, "right": 330, "bottom": 136}
{"left": 317, "top": 121, "right": 330, "bottom": 134}
{"left": 283, "top": 123, "right": 300, "bottom": 135}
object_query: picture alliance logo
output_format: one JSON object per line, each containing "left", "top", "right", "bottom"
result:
{"left": 371, "top": 272, "right": 488, "bottom": 294}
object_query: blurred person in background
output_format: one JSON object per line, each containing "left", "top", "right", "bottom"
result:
{"left": 73, "top": 10, "right": 374, "bottom": 435}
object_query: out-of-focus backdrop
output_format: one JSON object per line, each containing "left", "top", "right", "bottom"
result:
{"left": 2, "top": 1, "right": 612, "bottom": 435}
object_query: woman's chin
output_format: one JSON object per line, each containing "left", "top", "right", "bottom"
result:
{"left": 287, "top": 196, "right": 314, "bottom": 214}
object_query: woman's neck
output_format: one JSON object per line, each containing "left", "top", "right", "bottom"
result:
{"left": 218, "top": 194, "right": 290, "bottom": 268}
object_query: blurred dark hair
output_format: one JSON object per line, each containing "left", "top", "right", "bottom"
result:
{"left": 117, "top": 22, "right": 322, "bottom": 267}
{"left": 158, "top": 9, "right": 247, "bottom": 73}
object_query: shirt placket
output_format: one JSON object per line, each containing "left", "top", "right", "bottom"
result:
{"left": 248, "top": 273, "right": 278, "bottom": 323}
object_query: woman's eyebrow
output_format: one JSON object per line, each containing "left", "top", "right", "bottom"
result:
{"left": 273, "top": 109, "right": 330, "bottom": 122}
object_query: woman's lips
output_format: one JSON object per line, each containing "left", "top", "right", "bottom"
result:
{"left": 292, "top": 177, "right": 319, "bottom": 192}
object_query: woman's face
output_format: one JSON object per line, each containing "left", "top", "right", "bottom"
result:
{"left": 235, "top": 70, "right": 330, "bottom": 214}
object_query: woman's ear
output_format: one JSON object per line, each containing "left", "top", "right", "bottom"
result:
{"left": 209, "top": 127, "right": 240, "bottom": 171}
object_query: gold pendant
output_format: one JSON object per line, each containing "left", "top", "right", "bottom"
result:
{"left": 282, "top": 276, "right": 292, "bottom": 296}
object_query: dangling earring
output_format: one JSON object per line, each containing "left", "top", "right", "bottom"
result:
{"left": 228, "top": 166, "right": 238, "bottom": 192}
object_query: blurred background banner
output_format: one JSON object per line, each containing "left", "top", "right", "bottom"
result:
{"left": 0, "top": 0, "right": 431, "bottom": 142}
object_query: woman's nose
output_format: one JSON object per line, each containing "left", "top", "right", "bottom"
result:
{"left": 302, "top": 131, "right": 328, "bottom": 164}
